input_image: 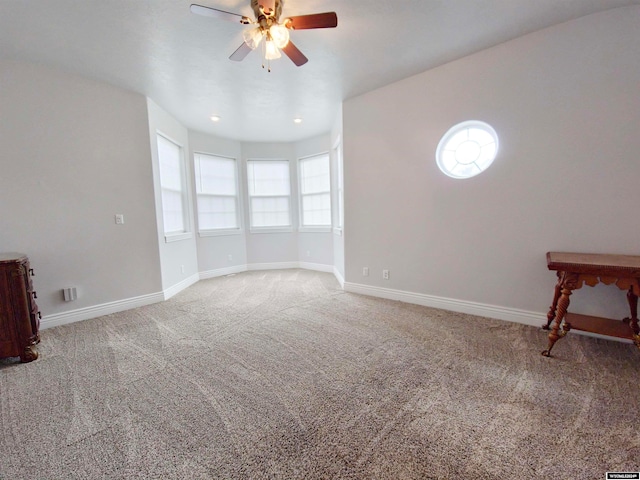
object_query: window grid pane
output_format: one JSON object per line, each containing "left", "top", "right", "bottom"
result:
{"left": 247, "top": 160, "right": 291, "bottom": 228}
{"left": 195, "top": 153, "right": 240, "bottom": 231}
{"left": 302, "top": 192, "right": 331, "bottom": 226}
{"left": 247, "top": 161, "right": 290, "bottom": 196}
{"left": 196, "top": 154, "right": 237, "bottom": 196}
{"left": 300, "top": 154, "right": 331, "bottom": 227}
{"left": 250, "top": 196, "right": 290, "bottom": 227}
{"left": 197, "top": 195, "right": 238, "bottom": 230}
{"left": 300, "top": 155, "right": 330, "bottom": 194}
{"left": 161, "top": 188, "right": 185, "bottom": 233}
{"left": 436, "top": 121, "right": 499, "bottom": 179}
{"left": 157, "top": 135, "right": 186, "bottom": 234}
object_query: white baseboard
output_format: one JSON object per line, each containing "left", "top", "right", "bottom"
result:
{"left": 201, "top": 261, "right": 342, "bottom": 286}
{"left": 41, "top": 269, "right": 630, "bottom": 347}
{"left": 200, "top": 264, "right": 248, "bottom": 280}
{"left": 298, "top": 262, "right": 335, "bottom": 273}
{"left": 41, "top": 263, "right": 342, "bottom": 331}
{"left": 248, "top": 262, "right": 300, "bottom": 271}
{"left": 163, "top": 273, "right": 200, "bottom": 300}
{"left": 342, "top": 281, "right": 634, "bottom": 343}
{"left": 40, "top": 291, "right": 165, "bottom": 330}
{"left": 344, "top": 282, "right": 544, "bottom": 327}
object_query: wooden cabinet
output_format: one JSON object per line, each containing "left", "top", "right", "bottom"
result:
{"left": 0, "top": 253, "right": 40, "bottom": 362}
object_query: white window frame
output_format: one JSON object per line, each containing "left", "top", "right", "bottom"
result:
{"left": 156, "top": 132, "right": 191, "bottom": 243}
{"left": 194, "top": 152, "right": 242, "bottom": 237}
{"left": 333, "top": 139, "right": 344, "bottom": 235}
{"left": 298, "top": 152, "right": 332, "bottom": 233}
{"left": 435, "top": 120, "right": 499, "bottom": 179}
{"left": 246, "top": 158, "right": 293, "bottom": 233}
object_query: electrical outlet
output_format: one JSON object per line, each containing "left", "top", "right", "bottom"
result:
{"left": 180, "top": 265, "right": 185, "bottom": 274}
{"left": 383, "top": 269, "right": 390, "bottom": 280}
{"left": 63, "top": 287, "right": 77, "bottom": 302}
{"left": 228, "top": 254, "right": 233, "bottom": 261}
{"left": 363, "top": 267, "right": 369, "bottom": 276}
{"left": 115, "top": 214, "right": 124, "bottom": 225}
{"left": 306, "top": 250, "right": 311, "bottom": 257}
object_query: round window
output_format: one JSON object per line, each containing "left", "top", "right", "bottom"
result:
{"left": 436, "top": 120, "right": 499, "bottom": 179}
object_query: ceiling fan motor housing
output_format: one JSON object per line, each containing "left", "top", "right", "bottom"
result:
{"left": 251, "top": 0, "right": 283, "bottom": 21}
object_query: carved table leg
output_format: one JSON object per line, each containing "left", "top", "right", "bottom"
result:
{"left": 543, "top": 271, "right": 564, "bottom": 330}
{"left": 19, "top": 345, "right": 38, "bottom": 363}
{"left": 542, "top": 272, "right": 577, "bottom": 357}
{"left": 624, "top": 286, "right": 640, "bottom": 350}
{"left": 623, "top": 286, "right": 638, "bottom": 324}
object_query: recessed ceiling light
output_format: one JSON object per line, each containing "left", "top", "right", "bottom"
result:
{"left": 293, "top": 118, "right": 303, "bottom": 124}
{"left": 210, "top": 115, "right": 221, "bottom": 122}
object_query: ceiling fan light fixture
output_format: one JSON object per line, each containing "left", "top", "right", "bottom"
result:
{"left": 242, "top": 27, "right": 263, "bottom": 50}
{"left": 264, "top": 39, "right": 281, "bottom": 60}
{"left": 190, "top": 2, "right": 338, "bottom": 69}
{"left": 269, "top": 23, "right": 290, "bottom": 49}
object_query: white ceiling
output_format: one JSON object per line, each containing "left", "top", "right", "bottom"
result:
{"left": 0, "top": 0, "right": 637, "bottom": 143}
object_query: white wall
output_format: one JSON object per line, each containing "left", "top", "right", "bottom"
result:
{"left": 343, "top": 6, "right": 640, "bottom": 322}
{"left": 188, "top": 131, "right": 247, "bottom": 276}
{"left": 146, "top": 99, "right": 199, "bottom": 294}
{"left": 296, "top": 134, "right": 334, "bottom": 268}
{"left": 0, "top": 61, "right": 162, "bottom": 320}
{"left": 241, "top": 142, "right": 299, "bottom": 265}
{"left": 331, "top": 107, "right": 345, "bottom": 281}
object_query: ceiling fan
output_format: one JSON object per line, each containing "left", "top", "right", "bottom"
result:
{"left": 190, "top": 0, "right": 338, "bottom": 70}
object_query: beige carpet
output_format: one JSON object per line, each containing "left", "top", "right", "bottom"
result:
{"left": 1, "top": 269, "right": 638, "bottom": 479}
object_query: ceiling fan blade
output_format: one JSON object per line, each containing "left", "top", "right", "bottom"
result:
{"left": 230, "top": 42, "right": 253, "bottom": 62}
{"left": 285, "top": 12, "right": 337, "bottom": 30}
{"left": 282, "top": 41, "right": 308, "bottom": 67}
{"left": 190, "top": 4, "right": 252, "bottom": 24}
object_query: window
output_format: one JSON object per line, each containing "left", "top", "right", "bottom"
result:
{"left": 436, "top": 120, "right": 499, "bottom": 179}
{"left": 299, "top": 153, "right": 331, "bottom": 228}
{"left": 157, "top": 134, "right": 187, "bottom": 235}
{"left": 194, "top": 153, "right": 240, "bottom": 234}
{"left": 247, "top": 159, "right": 291, "bottom": 229}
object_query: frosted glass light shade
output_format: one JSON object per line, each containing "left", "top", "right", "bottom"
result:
{"left": 264, "top": 39, "right": 281, "bottom": 59}
{"left": 269, "top": 24, "right": 290, "bottom": 48}
{"left": 243, "top": 27, "right": 263, "bottom": 50}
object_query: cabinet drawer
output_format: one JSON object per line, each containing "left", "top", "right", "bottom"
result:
{"left": 0, "top": 252, "right": 40, "bottom": 362}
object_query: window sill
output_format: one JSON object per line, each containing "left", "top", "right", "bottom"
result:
{"left": 199, "top": 229, "right": 243, "bottom": 238}
{"left": 164, "top": 232, "right": 193, "bottom": 243}
{"left": 250, "top": 227, "right": 294, "bottom": 234}
{"left": 299, "top": 226, "right": 332, "bottom": 233}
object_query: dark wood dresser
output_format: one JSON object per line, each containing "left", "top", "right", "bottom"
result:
{"left": 0, "top": 253, "right": 41, "bottom": 362}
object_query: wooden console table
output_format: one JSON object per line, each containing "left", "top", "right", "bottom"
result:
{"left": 542, "top": 252, "right": 640, "bottom": 357}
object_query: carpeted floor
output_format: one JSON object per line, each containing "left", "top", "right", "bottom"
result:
{"left": 1, "top": 269, "right": 638, "bottom": 479}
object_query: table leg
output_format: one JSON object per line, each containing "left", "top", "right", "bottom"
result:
{"left": 543, "top": 271, "right": 563, "bottom": 330}
{"left": 542, "top": 272, "right": 578, "bottom": 357}
{"left": 624, "top": 286, "right": 640, "bottom": 350}
{"left": 19, "top": 344, "right": 38, "bottom": 363}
